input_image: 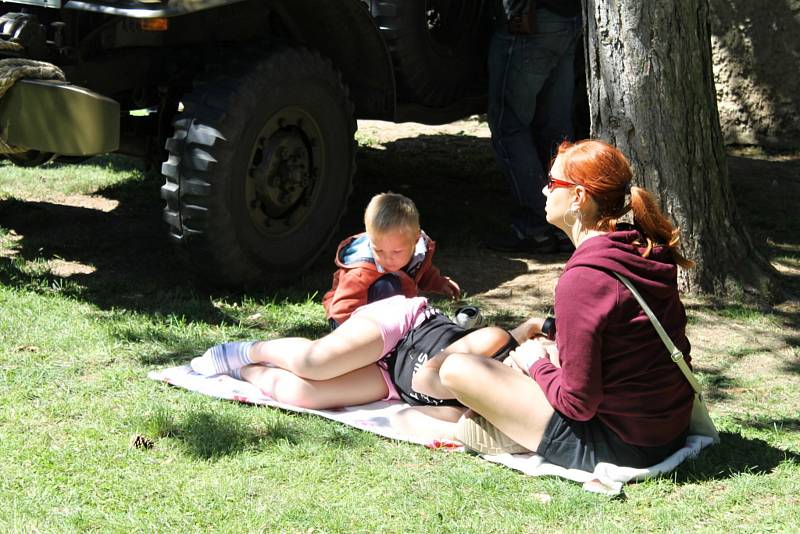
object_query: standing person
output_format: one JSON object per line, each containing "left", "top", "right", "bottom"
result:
{"left": 419, "top": 140, "right": 695, "bottom": 471}
{"left": 323, "top": 192, "right": 460, "bottom": 329}
{"left": 487, "top": 0, "right": 582, "bottom": 253}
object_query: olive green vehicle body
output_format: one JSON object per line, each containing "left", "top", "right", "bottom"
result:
{"left": 0, "top": 79, "right": 119, "bottom": 155}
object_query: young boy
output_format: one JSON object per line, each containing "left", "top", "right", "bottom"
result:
{"left": 323, "top": 192, "right": 460, "bottom": 328}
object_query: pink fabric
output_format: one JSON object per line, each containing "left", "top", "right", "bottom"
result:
{"left": 377, "top": 360, "right": 401, "bottom": 401}
{"left": 350, "top": 295, "right": 429, "bottom": 356}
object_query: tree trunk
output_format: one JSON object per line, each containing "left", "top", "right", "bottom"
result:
{"left": 583, "top": 0, "right": 782, "bottom": 301}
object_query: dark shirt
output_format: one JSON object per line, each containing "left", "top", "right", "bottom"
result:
{"left": 496, "top": 0, "right": 580, "bottom": 22}
{"left": 529, "top": 230, "right": 694, "bottom": 447}
{"left": 539, "top": 0, "right": 580, "bottom": 18}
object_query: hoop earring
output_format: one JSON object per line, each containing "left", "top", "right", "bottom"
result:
{"left": 563, "top": 207, "right": 582, "bottom": 228}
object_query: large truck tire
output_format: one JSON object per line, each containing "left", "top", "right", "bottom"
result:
{"left": 160, "top": 47, "right": 356, "bottom": 287}
{"left": 371, "top": 0, "right": 488, "bottom": 107}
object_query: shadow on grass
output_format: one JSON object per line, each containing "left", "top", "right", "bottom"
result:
{"left": 162, "top": 410, "right": 304, "bottom": 459}
{"left": 138, "top": 349, "right": 205, "bottom": 367}
{"left": 277, "top": 322, "right": 331, "bottom": 340}
{"left": 683, "top": 288, "right": 800, "bottom": 387}
{"left": 157, "top": 407, "right": 375, "bottom": 459}
{"left": 687, "top": 302, "right": 800, "bottom": 335}
{"left": 732, "top": 416, "right": 800, "bottom": 433}
{"left": 0, "top": 133, "right": 538, "bottom": 325}
{"left": 728, "top": 152, "right": 800, "bottom": 302}
{"left": 701, "top": 372, "right": 744, "bottom": 403}
{"left": 782, "top": 354, "right": 800, "bottom": 375}
{"left": 674, "top": 431, "right": 800, "bottom": 483}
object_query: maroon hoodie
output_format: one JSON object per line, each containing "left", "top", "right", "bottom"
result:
{"left": 530, "top": 229, "right": 693, "bottom": 446}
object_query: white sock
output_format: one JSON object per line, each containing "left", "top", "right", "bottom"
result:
{"left": 191, "top": 341, "right": 255, "bottom": 377}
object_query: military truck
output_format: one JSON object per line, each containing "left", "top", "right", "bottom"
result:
{"left": 0, "top": 0, "right": 488, "bottom": 285}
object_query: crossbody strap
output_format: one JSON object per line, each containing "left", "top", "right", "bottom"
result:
{"left": 613, "top": 272, "right": 703, "bottom": 395}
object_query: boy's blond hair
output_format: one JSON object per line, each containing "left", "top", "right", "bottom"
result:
{"left": 364, "top": 192, "right": 420, "bottom": 238}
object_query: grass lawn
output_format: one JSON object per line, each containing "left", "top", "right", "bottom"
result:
{"left": 1, "top": 123, "right": 798, "bottom": 532}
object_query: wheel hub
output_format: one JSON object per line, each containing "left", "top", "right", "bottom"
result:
{"left": 246, "top": 107, "right": 323, "bottom": 236}
{"left": 251, "top": 131, "right": 310, "bottom": 216}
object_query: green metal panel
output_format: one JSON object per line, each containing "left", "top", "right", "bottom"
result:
{"left": 0, "top": 79, "right": 119, "bottom": 155}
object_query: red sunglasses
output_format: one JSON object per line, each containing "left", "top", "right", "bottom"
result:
{"left": 547, "top": 172, "right": 576, "bottom": 191}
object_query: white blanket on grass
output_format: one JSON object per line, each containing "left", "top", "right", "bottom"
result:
{"left": 148, "top": 365, "right": 714, "bottom": 496}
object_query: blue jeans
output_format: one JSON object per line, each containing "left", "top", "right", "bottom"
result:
{"left": 367, "top": 274, "right": 403, "bottom": 302}
{"left": 488, "top": 8, "right": 582, "bottom": 237}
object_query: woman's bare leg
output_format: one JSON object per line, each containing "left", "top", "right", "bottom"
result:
{"left": 438, "top": 354, "right": 554, "bottom": 451}
{"left": 412, "top": 326, "right": 513, "bottom": 399}
{"left": 248, "top": 315, "right": 385, "bottom": 381}
{"left": 240, "top": 362, "right": 389, "bottom": 409}
{"left": 441, "top": 326, "right": 512, "bottom": 357}
{"left": 390, "top": 405, "right": 466, "bottom": 442}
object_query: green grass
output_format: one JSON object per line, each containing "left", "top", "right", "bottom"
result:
{"left": 1, "top": 145, "right": 799, "bottom": 532}
{"left": 0, "top": 155, "right": 143, "bottom": 199}
{"left": 354, "top": 130, "right": 383, "bottom": 148}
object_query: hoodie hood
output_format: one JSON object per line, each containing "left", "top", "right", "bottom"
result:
{"left": 336, "top": 231, "right": 431, "bottom": 275}
{"left": 565, "top": 229, "right": 678, "bottom": 299}
{"left": 338, "top": 234, "right": 375, "bottom": 268}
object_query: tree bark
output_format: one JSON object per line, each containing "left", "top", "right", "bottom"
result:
{"left": 583, "top": 0, "right": 782, "bottom": 301}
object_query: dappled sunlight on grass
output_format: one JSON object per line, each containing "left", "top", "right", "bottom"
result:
{"left": 0, "top": 128, "right": 799, "bottom": 530}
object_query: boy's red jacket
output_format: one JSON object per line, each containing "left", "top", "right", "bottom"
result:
{"left": 322, "top": 231, "right": 453, "bottom": 324}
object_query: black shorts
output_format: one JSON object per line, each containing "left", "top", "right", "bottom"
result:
{"left": 385, "top": 311, "right": 517, "bottom": 407}
{"left": 536, "top": 411, "right": 688, "bottom": 471}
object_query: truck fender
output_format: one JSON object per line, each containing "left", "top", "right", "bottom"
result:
{"left": 268, "top": 0, "right": 396, "bottom": 120}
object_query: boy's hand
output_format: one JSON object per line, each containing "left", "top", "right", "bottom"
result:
{"left": 510, "top": 317, "right": 544, "bottom": 344}
{"left": 442, "top": 277, "right": 461, "bottom": 299}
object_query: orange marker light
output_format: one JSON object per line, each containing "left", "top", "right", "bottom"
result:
{"left": 140, "top": 18, "right": 169, "bottom": 31}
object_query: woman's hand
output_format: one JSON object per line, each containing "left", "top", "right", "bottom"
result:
{"left": 502, "top": 355, "right": 525, "bottom": 374}
{"left": 539, "top": 338, "right": 561, "bottom": 368}
{"left": 510, "top": 338, "right": 549, "bottom": 375}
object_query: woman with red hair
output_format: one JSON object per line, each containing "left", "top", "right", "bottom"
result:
{"left": 417, "top": 139, "right": 696, "bottom": 470}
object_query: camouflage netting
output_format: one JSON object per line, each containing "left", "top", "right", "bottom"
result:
{"left": 0, "top": 40, "right": 65, "bottom": 154}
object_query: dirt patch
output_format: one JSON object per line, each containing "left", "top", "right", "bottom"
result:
{"left": 52, "top": 194, "right": 119, "bottom": 212}
{"left": 49, "top": 258, "right": 97, "bottom": 277}
{"left": 0, "top": 228, "right": 21, "bottom": 257}
{"left": 357, "top": 117, "right": 490, "bottom": 144}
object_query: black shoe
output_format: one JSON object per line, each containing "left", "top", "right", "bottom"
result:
{"left": 487, "top": 228, "right": 557, "bottom": 253}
